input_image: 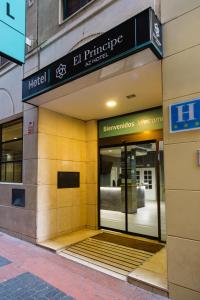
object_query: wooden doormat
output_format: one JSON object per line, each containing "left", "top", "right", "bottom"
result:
{"left": 91, "top": 233, "right": 164, "bottom": 253}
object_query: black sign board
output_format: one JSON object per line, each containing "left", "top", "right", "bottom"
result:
{"left": 22, "top": 8, "right": 162, "bottom": 102}
{"left": 57, "top": 172, "right": 80, "bottom": 188}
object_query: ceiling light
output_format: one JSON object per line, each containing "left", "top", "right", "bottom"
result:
{"left": 126, "top": 94, "right": 136, "bottom": 99}
{"left": 106, "top": 100, "right": 117, "bottom": 108}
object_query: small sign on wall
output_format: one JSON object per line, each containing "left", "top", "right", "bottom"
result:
{"left": 57, "top": 172, "right": 80, "bottom": 189}
{"left": 27, "top": 121, "right": 34, "bottom": 135}
{"left": 169, "top": 99, "right": 200, "bottom": 133}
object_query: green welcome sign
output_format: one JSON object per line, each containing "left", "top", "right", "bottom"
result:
{"left": 99, "top": 108, "right": 163, "bottom": 138}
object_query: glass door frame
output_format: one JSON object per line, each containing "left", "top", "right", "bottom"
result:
{"left": 98, "top": 139, "right": 163, "bottom": 241}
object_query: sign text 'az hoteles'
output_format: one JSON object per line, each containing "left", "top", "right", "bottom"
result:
{"left": 0, "top": 0, "right": 26, "bottom": 65}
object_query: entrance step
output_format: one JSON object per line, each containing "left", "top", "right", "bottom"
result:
{"left": 37, "top": 229, "right": 101, "bottom": 252}
{"left": 60, "top": 237, "right": 153, "bottom": 278}
{"left": 41, "top": 230, "right": 168, "bottom": 297}
{"left": 127, "top": 248, "right": 168, "bottom": 297}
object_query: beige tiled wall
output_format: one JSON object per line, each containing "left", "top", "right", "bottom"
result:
{"left": 162, "top": 2, "right": 200, "bottom": 299}
{"left": 163, "top": 46, "right": 200, "bottom": 101}
{"left": 36, "top": 108, "right": 98, "bottom": 242}
{"left": 161, "top": 0, "right": 200, "bottom": 23}
{"left": 169, "top": 283, "right": 200, "bottom": 300}
{"left": 86, "top": 120, "right": 98, "bottom": 229}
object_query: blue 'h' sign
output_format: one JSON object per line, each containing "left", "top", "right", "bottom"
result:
{"left": 170, "top": 99, "right": 200, "bottom": 133}
{"left": 0, "top": 0, "right": 26, "bottom": 64}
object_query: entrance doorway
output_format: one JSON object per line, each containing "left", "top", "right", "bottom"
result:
{"left": 99, "top": 141, "right": 166, "bottom": 241}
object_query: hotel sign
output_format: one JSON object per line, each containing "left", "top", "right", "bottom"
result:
{"left": 99, "top": 108, "right": 163, "bottom": 138}
{"left": 170, "top": 99, "right": 200, "bottom": 133}
{"left": 22, "top": 8, "right": 162, "bottom": 101}
{"left": 0, "top": 0, "right": 26, "bottom": 64}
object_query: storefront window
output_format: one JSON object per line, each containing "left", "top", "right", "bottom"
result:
{"left": 63, "top": 0, "right": 92, "bottom": 19}
{"left": 0, "top": 119, "right": 23, "bottom": 183}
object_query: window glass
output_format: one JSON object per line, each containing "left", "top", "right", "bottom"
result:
{"left": 1, "top": 164, "right": 6, "bottom": 181}
{"left": 5, "top": 163, "right": 14, "bottom": 182}
{"left": 0, "top": 119, "right": 23, "bottom": 183}
{"left": 14, "top": 162, "right": 22, "bottom": 183}
{"left": 63, "top": 0, "right": 92, "bottom": 19}
{"left": 1, "top": 141, "right": 23, "bottom": 162}
{"left": 2, "top": 121, "right": 22, "bottom": 142}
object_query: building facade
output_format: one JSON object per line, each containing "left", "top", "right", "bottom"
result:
{"left": 0, "top": 0, "right": 200, "bottom": 299}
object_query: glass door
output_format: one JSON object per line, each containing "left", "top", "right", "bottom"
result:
{"left": 99, "top": 146, "right": 126, "bottom": 231}
{"left": 99, "top": 141, "right": 165, "bottom": 240}
{"left": 126, "top": 142, "right": 158, "bottom": 238}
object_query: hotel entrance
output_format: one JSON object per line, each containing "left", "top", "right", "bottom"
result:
{"left": 99, "top": 109, "right": 166, "bottom": 242}
{"left": 22, "top": 4, "right": 165, "bottom": 244}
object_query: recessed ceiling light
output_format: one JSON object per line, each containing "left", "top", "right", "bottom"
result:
{"left": 126, "top": 94, "right": 136, "bottom": 99}
{"left": 106, "top": 100, "right": 117, "bottom": 108}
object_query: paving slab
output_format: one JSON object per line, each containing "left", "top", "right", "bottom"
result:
{"left": 0, "top": 272, "right": 74, "bottom": 300}
{"left": 0, "top": 232, "right": 169, "bottom": 300}
{"left": 0, "top": 256, "right": 11, "bottom": 268}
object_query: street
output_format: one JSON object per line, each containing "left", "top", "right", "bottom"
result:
{"left": 0, "top": 233, "right": 168, "bottom": 300}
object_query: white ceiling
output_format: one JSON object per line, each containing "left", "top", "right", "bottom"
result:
{"left": 41, "top": 60, "right": 162, "bottom": 121}
{"left": 27, "top": 49, "right": 163, "bottom": 121}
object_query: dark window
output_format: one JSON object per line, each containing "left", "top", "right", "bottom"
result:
{"left": 12, "top": 189, "right": 25, "bottom": 207}
{"left": 63, "top": 0, "right": 92, "bottom": 19}
{"left": 0, "top": 119, "right": 23, "bottom": 183}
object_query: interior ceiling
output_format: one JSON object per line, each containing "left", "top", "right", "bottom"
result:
{"left": 41, "top": 59, "right": 162, "bottom": 121}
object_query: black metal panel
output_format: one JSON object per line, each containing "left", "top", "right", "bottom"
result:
{"left": 12, "top": 189, "right": 25, "bottom": 207}
{"left": 136, "top": 9, "right": 150, "bottom": 45}
{"left": 57, "top": 172, "right": 80, "bottom": 188}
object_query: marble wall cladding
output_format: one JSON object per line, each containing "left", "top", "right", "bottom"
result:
{"left": 168, "top": 283, "right": 200, "bottom": 300}
{"left": 36, "top": 109, "right": 98, "bottom": 242}
{"left": 162, "top": 3, "right": 200, "bottom": 299}
{"left": 85, "top": 120, "right": 98, "bottom": 230}
{"left": 161, "top": 0, "right": 200, "bottom": 23}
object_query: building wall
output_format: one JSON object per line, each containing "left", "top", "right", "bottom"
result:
{"left": 0, "top": 0, "right": 158, "bottom": 243}
{"left": 1, "top": 1, "right": 200, "bottom": 297}
{"left": 0, "top": 67, "right": 23, "bottom": 119}
{"left": 0, "top": 45, "right": 38, "bottom": 243}
{"left": 36, "top": 108, "right": 98, "bottom": 242}
{"left": 33, "top": 0, "right": 160, "bottom": 68}
{"left": 162, "top": 1, "right": 200, "bottom": 299}
{"left": 37, "top": 0, "right": 160, "bottom": 47}
{"left": 0, "top": 104, "right": 38, "bottom": 243}
{"left": 86, "top": 120, "right": 98, "bottom": 232}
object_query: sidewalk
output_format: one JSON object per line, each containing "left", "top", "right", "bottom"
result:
{"left": 0, "top": 232, "right": 168, "bottom": 300}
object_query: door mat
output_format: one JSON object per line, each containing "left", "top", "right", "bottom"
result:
{"left": 62, "top": 237, "right": 153, "bottom": 276}
{"left": 91, "top": 233, "right": 164, "bottom": 253}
